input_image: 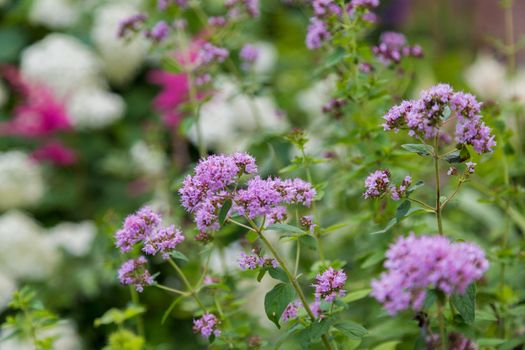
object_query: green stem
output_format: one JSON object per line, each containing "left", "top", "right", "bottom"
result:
{"left": 438, "top": 298, "right": 447, "bottom": 350}
{"left": 243, "top": 218, "right": 333, "bottom": 350}
{"left": 407, "top": 197, "right": 435, "bottom": 212}
{"left": 129, "top": 286, "right": 145, "bottom": 338}
{"left": 155, "top": 284, "right": 189, "bottom": 296}
{"left": 434, "top": 136, "right": 444, "bottom": 235}
{"left": 167, "top": 258, "right": 207, "bottom": 312}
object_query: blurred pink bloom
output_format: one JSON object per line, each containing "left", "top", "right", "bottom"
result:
{"left": 31, "top": 141, "right": 77, "bottom": 166}
{"left": 149, "top": 71, "right": 189, "bottom": 127}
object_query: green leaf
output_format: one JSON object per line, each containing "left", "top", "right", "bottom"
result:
{"left": 333, "top": 321, "right": 367, "bottom": 340}
{"left": 372, "top": 340, "right": 401, "bottom": 350}
{"left": 171, "top": 251, "right": 189, "bottom": 262}
{"left": 257, "top": 268, "right": 267, "bottom": 282}
{"left": 218, "top": 199, "right": 232, "bottom": 225}
{"left": 342, "top": 288, "right": 371, "bottom": 303}
{"left": 408, "top": 180, "right": 424, "bottom": 193}
{"left": 451, "top": 283, "right": 476, "bottom": 324}
{"left": 95, "top": 304, "right": 145, "bottom": 327}
{"left": 264, "top": 283, "right": 295, "bottom": 328}
{"left": 443, "top": 146, "right": 470, "bottom": 164}
{"left": 296, "top": 317, "right": 337, "bottom": 346}
{"left": 370, "top": 218, "right": 396, "bottom": 235}
{"left": 266, "top": 223, "right": 306, "bottom": 235}
{"left": 395, "top": 200, "right": 411, "bottom": 222}
{"left": 268, "top": 267, "right": 289, "bottom": 283}
{"left": 401, "top": 144, "right": 434, "bottom": 157}
{"left": 299, "top": 235, "right": 317, "bottom": 251}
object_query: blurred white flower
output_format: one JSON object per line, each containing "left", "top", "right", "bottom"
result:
{"left": 0, "top": 211, "right": 60, "bottom": 280}
{"left": 296, "top": 74, "right": 336, "bottom": 117}
{"left": 0, "top": 151, "right": 45, "bottom": 210}
{"left": 91, "top": 1, "right": 149, "bottom": 85}
{"left": 130, "top": 140, "right": 166, "bottom": 176}
{"left": 0, "top": 272, "right": 16, "bottom": 311}
{"left": 251, "top": 42, "right": 278, "bottom": 75}
{"left": 190, "top": 77, "right": 287, "bottom": 152}
{"left": 49, "top": 221, "right": 97, "bottom": 257}
{"left": 67, "top": 86, "right": 125, "bottom": 129}
{"left": 29, "top": 0, "right": 80, "bottom": 29}
{"left": 21, "top": 33, "right": 102, "bottom": 98}
{"left": 464, "top": 53, "right": 506, "bottom": 100}
{"left": 503, "top": 70, "right": 525, "bottom": 104}
{"left": 1, "top": 320, "right": 81, "bottom": 350}
{"left": 20, "top": 33, "right": 125, "bottom": 129}
{"left": 0, "top": 79, "right": 8, "bottom": 108}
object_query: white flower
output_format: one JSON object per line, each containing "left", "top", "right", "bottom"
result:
{"left": 67, "top": 86, "right": 125, "bottom": 129}
{"left": 21, "top": 33, "right": 102, "bottom": 98}
{"left": 130, "top": 141, "right": 166, "bottom": 176}
{"left": 296, "top": 74, "right": 336, "bottom": 117}
{"left": 29, "top": 0, "right": 80, "bottom": 29}
{"left": 0, "top": 272, "right": 16, "bottom": 311}
{"left": 0, "top": 79, "right": 8, "bottom": 109}
{"left": 0, "top": 151, "right": 45, "bottom": 210}
{"left": 189, "top": 76, "right": 287, "bottom": 152}
{"left": 0, "top": 211, "right": 60, "bottom": 280}
{"left": 464, "top": 53, "right": 506, "bottom": 100}
{"left": 91, "top": 1, "right": 149, "bottom": 85}
{"left": 49, "top": 221, "right": 97, "bottom": 257}
{"left": 251, "top": 42, "right": 278, "bottom": 75}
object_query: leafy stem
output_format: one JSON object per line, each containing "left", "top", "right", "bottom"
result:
{"left": 167, "top": 258, "right": 207, "bottom": 312}
{"left": 434, "top": 135, "right": 444, "bottom": 235}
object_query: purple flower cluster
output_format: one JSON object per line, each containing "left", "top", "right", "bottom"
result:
{"left": 371, "top": 234, "right": 489, "bottom": 315}
{"left": 281, "top": 301, "right": 300, "bottom": 322}
{"left": 146, "top": 21, "right": 170, "bottom": 42}
{"left": 179, "top": 153, "right": 315, "bottom": 233}
{"left": 117, "top": 13, "right": 148, "bottom": 38}
{"left": 238, "top": 250, "right": 278, "bottom": 270}
{"left": 118, "top": 256, "right": 154, "bottom": 292}
{"left": 363, "top": 169, "right": 390, "bottom": 199}
{"left": 115, "top": 206, "right": 185, "bottom": 259}
{"left": 306, "top": 18, "right": 331, "bottom": 50}
{"left": 193, "top": 313, "right": 221, "bottom": 339}
{"left": 240, "top": 44, "right": 259, "bottom": 70}
{"left": 233, "top": 176, "right": 316, "bottom": 225}
{"left": 372, "top": 31, "right": 423, "bottom": 65}
{"left": 198, "top": 43, "right": 230, "bottom": 65}
{"left": 346, "top": 0, "right": 380, "bottom": 23}
{"left": 313, "top": 267, "right": 347, "bottom": 302}
{"left": 383, "top": 84, "right": 496, "bottom": 154}
{"left": 390, "top": 176, "right": 412, "bottom": 201}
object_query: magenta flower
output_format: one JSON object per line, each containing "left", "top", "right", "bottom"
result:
{"left": 31, "top": 141, "right": 77, "bottom": 167}
{"left": 193, "top": 313, "right": 221, "bottom": 339}
{"left": 149, "top": 71, "right": 189, "bottom": 127}
{"left": 118, "top": 256, "right": 154, "bottom": 292}
{"left": 313, "top": 267, "right": 347, "bottom": 302}
{"left": 371, "top": 234, "right": 489, "bottom": 315}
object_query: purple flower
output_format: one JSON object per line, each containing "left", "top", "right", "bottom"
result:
{"left": 383, "top": 84, "right": 496, "bottom": 153}
{"left": 465, "top": 161, "right": 476, "bottom": 174}
{"left": 363, "top": 169, "right": 391, "bottom": 199}
{"left": 117, "top": 13, "right": 147, "bottom": 38}
{"left": 238, "top": 250, "right": 278, "bottom": 270}
{"left": 199, "top": 43, "right": 230, "bottom": 65}
{"left": 306, "top": 18, "right": 331, "bottom": 50}
{"left": 146, "top": 21, "right": 170, "bottom": 42}
{"left": 118, "top": 256, "right": 154, "bottom": 292}
{"left": 372, "top": 31, "right": 423, "bottom": 65}
{"left": 371, "top": 234, "right": 489, "bottom": 315}
{"left": 115, "top": 206, "right": 162, "bottom": 252}
{"left": 193, "top": 313, "right": 221, "bottom": 338}
{"left": 300, "top": 215, "right": 317, "bottom": 233}
{"left": 390, "top": 176, "right": 412, "bottom": 201}
{"left": 310, "top": 300, "right": 322, "bottom": 318}
{"left": 322, "top": 98, "right": 347, "bottom": 119}
{"left": 447, "top": 166, "right": 458, "bottom": 176}
{"left": 350, "top": 0, "right": 379, "bottom": 8}
{"left": 240, "top": 44, "right": 259, "bottom": 69}
{"left": 281, "top": 301, "right": 300, "bottom": 322}
{"left": 312, "top": 0, "right": 341, "bottom": 17}
{"left": 142, "top": 225, "right": 185, "bottom": 259}
{"left": 208, "top": 16, "right": 227, "bottom": 26}
{"left": 313, "top": 267, "right": 347, "bottom": 302}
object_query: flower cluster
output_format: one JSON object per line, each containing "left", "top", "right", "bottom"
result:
{"left": 306, "top": 17, "right": 331, "bottom": 50}
{"left": 281, "top": 301, "right": 300, "bottom": 322}
{"left": 372, "top": 31, "right": 423, "bottom": 65}
{"left": 118, "top": 256, "right": 154, "bottom": 292}
{"left": 240, "top": 44, "right": 259, "bottom": 70}
{"left": 346, "top": 0, "right": 380, "bottom": 23}
{"left": 115, "top": 206, "right": 185, "bottom": 259}
{"left": 313, "top": 267, "right": 347, "bottom": 302}
{"left": 383, "top": 84, "right": 496, "bottom": 154}
{"left": 390, "top": 176, "right": 412, "bottom": 200}
{"left": 193, "top": 313, "right": 221, "bottom": 339}
{"left": 371, "top": 234, "right": 489, "bottom": 315}
{"left": 363, "top": 169, "right": 390, "bottom": 199}
{"left": 179, "top": 153, "right": 315, "bottom": 233}
{"left": 238, "top": 250, "right": 278, "bottom": 270}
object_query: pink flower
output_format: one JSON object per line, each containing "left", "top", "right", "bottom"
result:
{"left": 149, "top": 71, "right": 190, "bottom": 127}
{"left": 31, "top": 141, "right": 77, "bottom": 166}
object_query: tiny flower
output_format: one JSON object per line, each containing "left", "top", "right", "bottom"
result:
{"left": 465, "top": 161, "right": 476, "bottom": 174}
{"left": 117, "top": 13, "right": 147, "bottom": 38}
{"left": 300, "top": 215, "right": 316, "bottom": 233}
{"left": 146, "top": 21, "right": 170, "bottom": 42}
{"left": 447, "top": 166, "right": 458, "bottom": 176}
{"left": 306, "top": 18, "right": 331, "bottom": 50}
{"left": 281, "top": 301, "right": 300, "bottom": 322}
{"left": 390, "top": 176, "right": 412, "bottom": 201}
{"left": 372, "top": 31, "right": 423, "bottom": 65}
{"left": 313, "top": 267, "right": 347, "bottom": 302}
{"left": 198, "top": 43, "right": 229, "bottom": 65}
{"left": 238, "top": 252, "right": 260, "bottom": 270}
{"left": 142, "top": 225, "right": 185, "bottom": 259}
{"left": 363, "top": 169, "right": 390, "bottom": 199}
{"left": 115, "top": 206, "right": 161, "bottom": 252}
{"left": 118, "top": 256, "right": 154, "bottom": 292}
{"left": 193, "top": 313, "right": 221, "bottom": 339}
